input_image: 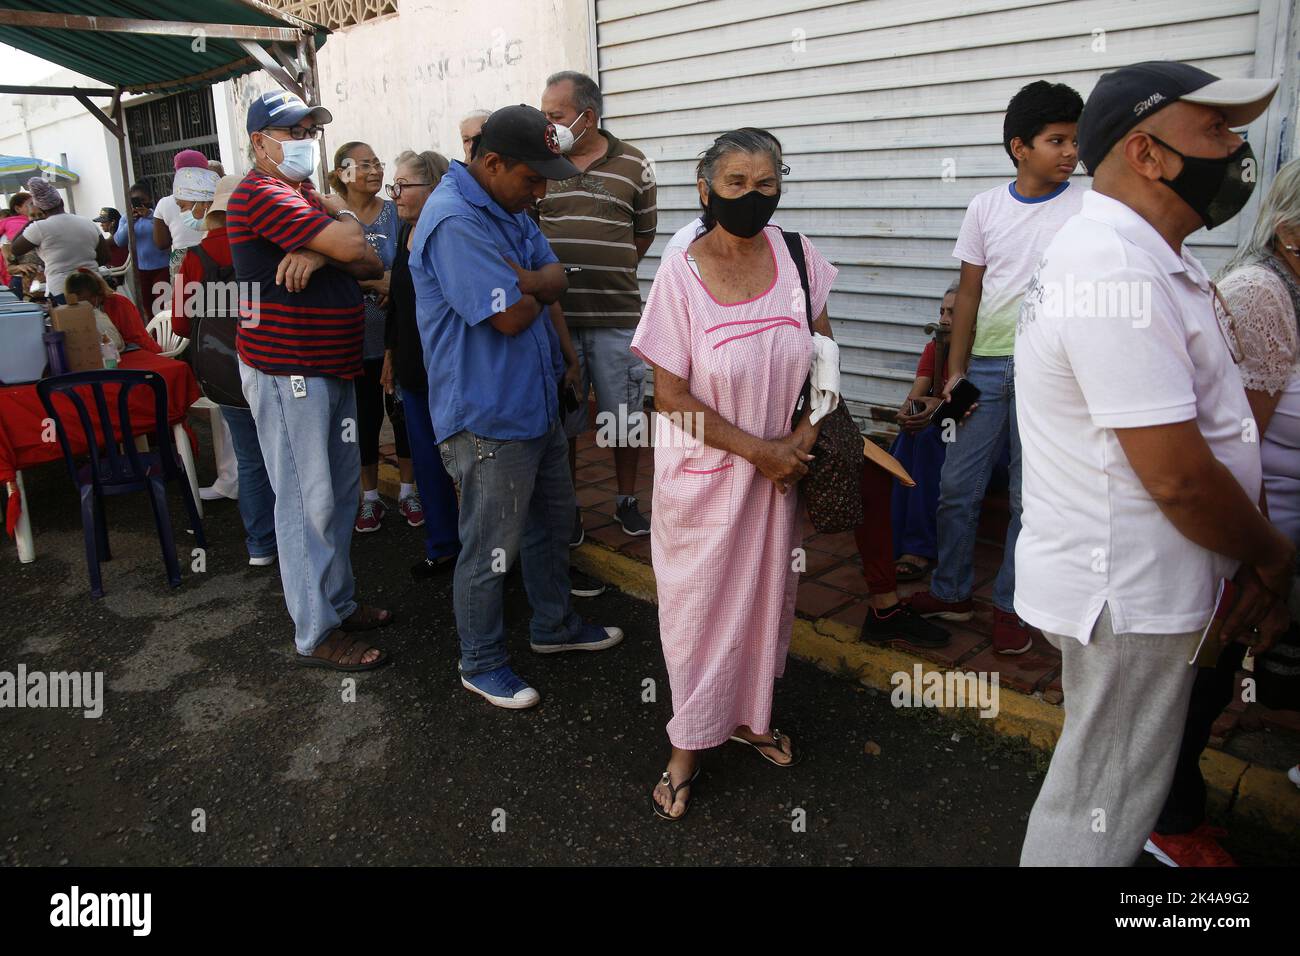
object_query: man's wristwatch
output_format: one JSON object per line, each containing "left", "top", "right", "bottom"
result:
{"left": 335, "top": 209, "right": 361, "bottom": 225}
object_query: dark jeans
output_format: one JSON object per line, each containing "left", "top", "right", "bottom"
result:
{"left": 220, "top": 404, "right": 276, "bottom": 559}
{"left": 437, "top": 421, "right": 581, "bottom": 677}
{"left": 355, "top": 356, "right": 409, "bottom": 468}
{"left": 1153, "top": 640, "right": 1248, "bottom": 835}
{"left": 400, "top": 384, "right": 460, "bottom": 561}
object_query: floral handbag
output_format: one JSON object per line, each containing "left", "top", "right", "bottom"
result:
{"left": 782, "top": 231, "right": 863, "bottom": 534}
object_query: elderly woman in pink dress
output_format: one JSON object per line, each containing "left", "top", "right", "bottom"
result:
{"left": 632, "top": 129, "right": 838, "bottom": 820}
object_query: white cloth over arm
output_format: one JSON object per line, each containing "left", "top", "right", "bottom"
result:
{"left": 807, "top": 332, "right": 841, "bottom": 424}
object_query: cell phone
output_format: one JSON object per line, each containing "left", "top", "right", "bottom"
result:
{"left": 907, "top": 399, "right": 925, "bottom": 417}
{"left": 559, "top": 381, "right": 581, "bottom": 414}
{"left": 930, "top": 378, "right": 981, "bottom": 427}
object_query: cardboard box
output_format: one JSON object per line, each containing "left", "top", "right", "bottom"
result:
{"left": 51, "top": 302, "right": 102, "bottom": 372}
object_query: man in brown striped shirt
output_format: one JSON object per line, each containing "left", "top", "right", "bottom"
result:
{"left": 540, "top": 71, "right": 657, "bottom": 545}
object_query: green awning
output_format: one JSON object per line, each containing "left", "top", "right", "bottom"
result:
{"left": 0, "top": 1, "right": 327, "bottom": 93}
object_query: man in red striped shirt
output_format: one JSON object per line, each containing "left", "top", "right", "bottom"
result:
{"left": 230, "top": 90, "right": 390, "bottom": 671}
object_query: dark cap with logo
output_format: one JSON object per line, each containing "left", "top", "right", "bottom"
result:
{"left": 1077, "top": 61, "right": 1278, "bottom": 174}
{"left": 92, "top": 207, "right": 120, "bottom": 224}
{"left": 477, "top": 105, "right": 580, "bottom": 180}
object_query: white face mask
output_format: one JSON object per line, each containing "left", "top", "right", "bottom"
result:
{"left": 553, "top": 111, "right": 590, "bottom": 154}
{"left": 263, "top": 134, "right": 320, "bottom": 182}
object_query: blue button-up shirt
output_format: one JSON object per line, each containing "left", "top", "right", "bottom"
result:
{"left": 409, "top": 161, "right": 564, "bottom": 442}
{"left": 115, "top": 211, "right": 169, "bottom": 271}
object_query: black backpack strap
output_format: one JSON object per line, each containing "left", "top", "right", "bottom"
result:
{"left": 191, "top": 243, "right": 218, "bottom": 280}
{"left": 781, "top": 230, "right": 814, "bottom": 331}
{"left": 783, "top": 230, "right": 815, "bottom": 430}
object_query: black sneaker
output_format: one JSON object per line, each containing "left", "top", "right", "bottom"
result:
{"left": 411, "top": 555, "right": 456, "bottom": 580}
{"left": 616, "top": 496, "right": 650, "bottom": 536}
{"left": 860, "top": 603, "right": 950, "bottom": 648}
{"left": 569, "top": 506, "right": 584, "bottom": 549}
{"left": 570, "top": 569, "right": 606, "bottom": 598}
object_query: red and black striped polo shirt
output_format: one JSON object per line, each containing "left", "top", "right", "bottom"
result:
{"left": 228, "top": 170, "right": 364, "bottom": 379}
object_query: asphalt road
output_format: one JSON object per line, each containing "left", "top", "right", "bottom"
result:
{"left": 0, "top": 452, "right": 1288, "bottom": 866}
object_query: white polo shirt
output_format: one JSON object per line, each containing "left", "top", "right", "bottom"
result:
{"left": 1013, "top": 191, "right": 1261, "bottom": 643}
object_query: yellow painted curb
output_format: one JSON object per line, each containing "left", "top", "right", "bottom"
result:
{"left": 574, "top": 539, "right": 1300, "bottom": 836}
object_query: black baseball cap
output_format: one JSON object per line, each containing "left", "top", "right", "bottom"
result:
{"left": 477, "top": 105, "right": 580, "bottom": 180}
{"left": 92, "top": 207, "right": 120, "bottom": 224}
{"left": 1077, "top": 61, "right": 1278, "bottom": 174}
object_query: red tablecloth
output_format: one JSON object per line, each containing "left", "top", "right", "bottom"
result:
{"left": 0, "top": 352, "right": 200, "bottom": 530}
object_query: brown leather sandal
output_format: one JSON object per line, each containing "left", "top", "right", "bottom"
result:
{"left": 296, "top": 630, "right": 389, "bottom": 672}
{"left": 728, "top": 728, "right": 801, "bottom": 768}
{"left": 651, "top": 766, "right": 701, "bottom": 821}
{"left": 341, "top": 605, "right": 395, "bottom": 632}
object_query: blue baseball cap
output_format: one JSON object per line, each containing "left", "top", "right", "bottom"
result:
{"left": 246, "top": 90, "right": 333, "bottom": 134}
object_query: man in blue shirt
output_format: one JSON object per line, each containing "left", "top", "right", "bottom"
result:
{"left": 112, "top": 181, "right": 173, "bottom": 313}
{"left": 411, "top": 105, "right": 624, "bottom": 709}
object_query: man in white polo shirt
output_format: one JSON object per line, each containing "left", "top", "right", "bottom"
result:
{"left": 1014, "top": 61, "right": 1294, "bottom": 866}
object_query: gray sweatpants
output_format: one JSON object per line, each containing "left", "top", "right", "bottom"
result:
{"left": 1021, "top": 606, "right": 1200, "bottom": 866}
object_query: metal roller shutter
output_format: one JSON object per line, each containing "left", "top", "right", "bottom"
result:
{"left": 595, "top": 0, "right": 1293, "bottom": 420}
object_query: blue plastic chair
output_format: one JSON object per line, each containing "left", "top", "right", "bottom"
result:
{"left": 36, "top": 369, "right": 207, "bottom": 598}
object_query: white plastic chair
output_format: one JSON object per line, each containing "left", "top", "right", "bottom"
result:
{"left": 101, "top": 252, "right": 133, "bottom": 281}
{"left": 146, "top": 310, "right": 189, "bottom": 359}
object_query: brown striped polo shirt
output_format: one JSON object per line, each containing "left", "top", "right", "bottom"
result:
{"left": 538, "top": 130, "right": 657, "bottom": 329}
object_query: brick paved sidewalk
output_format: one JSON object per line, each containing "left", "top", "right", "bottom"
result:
{"left": 378, "top": 418, "right": 1300, "bottom": 762}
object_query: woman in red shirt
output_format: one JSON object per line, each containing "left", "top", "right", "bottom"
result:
{"left": 63, "top": 268, "right": 162, "bottom": 354}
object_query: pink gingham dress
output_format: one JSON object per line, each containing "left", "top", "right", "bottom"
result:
{"left": 631, "top": 226, "right": 838, "bottom": 749}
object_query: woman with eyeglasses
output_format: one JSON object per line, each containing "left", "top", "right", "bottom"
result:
{"left": 381, "top": 149, "right": 461, "bottom": 578}
{"left": 329, "top": 141, "right": 417, "bottom": 534}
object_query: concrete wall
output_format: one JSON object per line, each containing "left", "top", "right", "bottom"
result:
{"left": 0, "top": 65, "right": 127, "bottom": 216}
{"left": 222, "top": 0, "right": 595, "bottom": 177}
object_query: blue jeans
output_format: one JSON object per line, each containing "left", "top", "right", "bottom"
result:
{"left": 219, "top": 404, "right": 277, "bottom": 560}
{"left": 929, "top": 355, "right": 1021, "bottom": 612}
{"left": 401, "top": 385, "right": 460, "bottom": 561}
{"left": 239, "top": 362, "right": 359, "bottom": 654}
{"left": 438, "top": 420, "right": 582, "bottom": 677}
{"left": 889, "top": 423, "right": 947, "bottom": 562}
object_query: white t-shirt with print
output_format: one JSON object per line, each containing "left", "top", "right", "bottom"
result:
{"left": 20, "top": 214, "right": 101, "bottom": 297}
{"left": 1013, "top": 191, "right": 1262, "bottom": 643}
{"left": 953, "top": 180, "right": 1085, "bottom": 357}
{"left": 154, "top": 194, "right": 204, "bottom": 253}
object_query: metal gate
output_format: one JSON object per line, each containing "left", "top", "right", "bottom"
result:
{"left": 125, "top": 87, "right": 220, "bottom": 200}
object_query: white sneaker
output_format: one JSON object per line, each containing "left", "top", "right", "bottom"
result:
{"left": 200, "top": 484, "right": 237, "bottom": 501}
{"left": 248, "top": 554, "right": 276, "bottom": 567}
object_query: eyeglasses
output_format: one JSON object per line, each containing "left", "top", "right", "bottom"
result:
{"left": 265, "top": 125, "right": 324, "bottom": 141}
{"left": 1210, "top": 282, "right": 1243, "bottom": 365}
{"left": 386, "top": 181, "right": 433, "bottom": 199}
{"left": 344, "top": 160, "right": 385, "bottom": 173}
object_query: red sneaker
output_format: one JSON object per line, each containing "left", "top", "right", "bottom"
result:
{"left": 993, "top": 609, "right": 1033, "bottom": 654}
{"left": 1144, "top": 822, "right": 1237, "bottom": 867}
{"left": 355, "top": 498, "right": 386, "bottom": 533}
{"left": 399, "top": 491, "right": 425, "bottom": 528}
{"left": 905, "top": 590, "right": 973, "bottom": 621}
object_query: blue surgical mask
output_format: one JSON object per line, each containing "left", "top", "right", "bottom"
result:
{"left": 180, "top": 210, "right": 205, "bottom": 233}
{"left": 268, "top": 135, "right": 320, "bottom": 182}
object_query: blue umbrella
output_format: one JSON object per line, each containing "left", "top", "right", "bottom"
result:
{"left": 0, "top": 154, "right": 79, "bottom": 193}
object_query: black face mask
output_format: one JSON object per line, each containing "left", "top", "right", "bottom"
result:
{"left": 707, "top": 187, "right": 780, "bottom": 238}
{"left": 1148, "top": 135, "right": 1257, "bottom": 230}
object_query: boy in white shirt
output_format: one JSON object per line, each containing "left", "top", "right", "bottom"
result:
{"left": 908, "top": 81, "right": 1085, "bottom": 653}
